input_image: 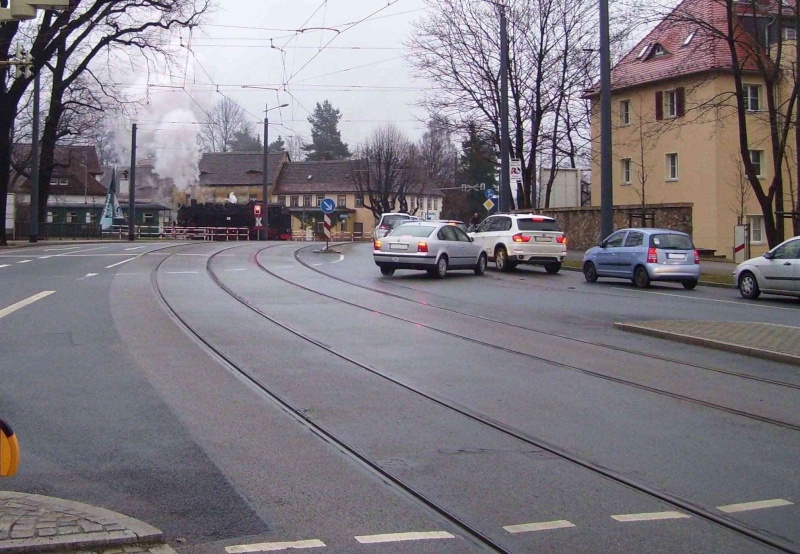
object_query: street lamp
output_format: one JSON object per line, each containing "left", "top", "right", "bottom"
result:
{"left": 262, "top": 102, "right": 288, "bottom": 240}
{"left": 485, "top": 0, "right": 511, "bottom": 213}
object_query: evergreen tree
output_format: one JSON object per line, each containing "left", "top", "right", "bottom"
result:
{"left": 302, "top": 100, "right": 351, "bottom": 161}
{"left": 230, "top": 127, "right": 263, "bottom": 152}
{"left": 267, "top": 136, "right": 286, "bottom": 153}
{"left": 458, "top": 123, "right": 498, "bottom": 219}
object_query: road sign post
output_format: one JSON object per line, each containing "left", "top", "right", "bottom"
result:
{"left": 320, "top": 199, "right": 336, "bottom": 249}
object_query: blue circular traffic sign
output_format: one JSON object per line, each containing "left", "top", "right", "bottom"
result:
{"left": 320, "top": 198, "right": 336, "bottom": 214}
{"left": 485, "top": 189, "right": 497, "bottom": 199}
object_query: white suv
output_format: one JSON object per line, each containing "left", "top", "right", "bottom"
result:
{"left": 469, "top": 213, "right": 567, "bottom": 273}
{"left": 373, "top": 213, "right": 420, "bottom": 239}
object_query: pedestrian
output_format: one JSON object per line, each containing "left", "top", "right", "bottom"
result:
{"left": 469, "top": 212, "right": 480, "bottom": 232}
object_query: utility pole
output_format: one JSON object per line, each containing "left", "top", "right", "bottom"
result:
{"left": 499, "top": 3, "right": 511, "bottom": 213}
{"left": 262, "top": 103, "right": 288, "bottom": 240}
{"left": 29, "top": 63, "right": 39, "bottom": 243}
{"left": 128, "top": 124, "right": 137, "bottom": 242}
{"left": 599, "top": 0, "right": 614, "bottom": 240}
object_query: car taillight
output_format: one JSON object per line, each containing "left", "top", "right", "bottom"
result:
{"left": 694, "top": 249, "right": 700, "bottom": 264}
{"left": 647, "top": 247, "right": 658, "bottom": 263}
{"left": 417, "top": 241, "right": 428, "bottom": 253}
{"left": 379, "top": 224, "right": 389, "bottom": 229}
{"left": 373, "top": 240, "right": 382, "bottom": 250}
{"left": 512, "top": 233, "right": 531, "bottom": 243}
{"left": 557, "top": 236, "right": 567, "bottom": 244}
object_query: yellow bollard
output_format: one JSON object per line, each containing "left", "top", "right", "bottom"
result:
{"left": 0, "top": 418, "right": 20, "bottom": 477}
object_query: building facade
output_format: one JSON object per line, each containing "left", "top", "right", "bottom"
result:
{"left": 588, "top": 0, "right": 798, "bottom": 257}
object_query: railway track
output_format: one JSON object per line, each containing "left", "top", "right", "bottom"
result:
{"left": 150, "top": 242, "right": 798, "bottom": 553}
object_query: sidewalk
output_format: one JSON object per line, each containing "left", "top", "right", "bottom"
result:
{"left": 0, "top": 492, "right": 175, "bottom": 553}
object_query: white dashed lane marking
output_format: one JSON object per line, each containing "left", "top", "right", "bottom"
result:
{"left": 0, "top": 291, "right": 56, "bottom": 320}
{"left": 166, "top": 271, "right": 199, "bottom": 274}
{"left": 16, "top": 260, "right": 32, "bottom": 264}
{"left": 0, "top": 264, "right": 8, "bottom": 269}
{"left": 718, "top": 498, "right": 793, "bottom": 513}
{"left": 611, "top": 511, "right": 691, "bottom": 522}
{"left": 504, "top": 520, "right": 576, "bottom": 533}
{"left": 225, "top": 539, "right": 326, "bottom": 552}
{"left": 354, "top": 531, "right": 455, "bottom": 544}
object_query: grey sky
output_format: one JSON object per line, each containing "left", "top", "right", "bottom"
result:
{"left": 180, "top": 0, "right": 431, "bottom": 149}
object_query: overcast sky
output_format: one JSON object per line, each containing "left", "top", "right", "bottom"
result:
{"left": 172, "top": 0, "right": 432, "bottom": 150}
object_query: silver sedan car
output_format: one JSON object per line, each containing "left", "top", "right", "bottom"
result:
{"left": 373, "top": 221, "right": 488, "bottom": 278}
{"left": 733, "top": 236, "right": 800, "bottom": 299}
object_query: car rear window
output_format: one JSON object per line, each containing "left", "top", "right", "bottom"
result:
{"left": 382, "top": 214, "right": 411, "bottom": 226}
{"left": 516, "top": 218, "right": 561, "bottom": 232}
{"left": 389, "top": 225, "right": 434, "bottom": 237}
{"left": 651, "top": 233, "right": 694, "bottom": 250}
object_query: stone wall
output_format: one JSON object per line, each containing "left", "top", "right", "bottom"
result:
{"left": 538, "top": 203, "right": 693, "bottom": 251}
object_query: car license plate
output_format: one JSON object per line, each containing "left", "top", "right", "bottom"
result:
{"left": 389, "top": 243, "right": 408, "bottom": 250}
{"left": 667, "top": 253, "right": 685, "bottom": 260}
{"left": 534, "top": 236, "right": 552, "bottom": 242}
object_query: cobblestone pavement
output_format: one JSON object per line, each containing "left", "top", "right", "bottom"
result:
{"left": 0, "top": 492, "right": 175, "bottom": 554}
{"left": 615, "top": 320, "right": 800, "bottom": 366}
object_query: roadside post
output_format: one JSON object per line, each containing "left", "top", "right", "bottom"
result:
{"left": 0, "top": 418, "right": 19, "bottom": 477}
{"left": 320, "top": 198, "right": 336, "bottom": 250}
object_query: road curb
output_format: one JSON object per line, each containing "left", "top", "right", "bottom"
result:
{"left": 614, "top": 322, "right": 800, "bottom": 366}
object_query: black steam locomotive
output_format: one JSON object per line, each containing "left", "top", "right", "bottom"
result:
{"left": 177, "top": 200, "right": 292, "bottom": 240}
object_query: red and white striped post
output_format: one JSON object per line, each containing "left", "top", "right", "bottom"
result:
{"left": 324, "top": 213, "right": 332, "bottom": 245}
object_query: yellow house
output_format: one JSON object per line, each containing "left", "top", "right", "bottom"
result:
{"left": 588, "top": 0, "right": 798, "bottom": 258}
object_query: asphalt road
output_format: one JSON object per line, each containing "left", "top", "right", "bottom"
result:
{"left": 1, "top": 240, "right": 798, "bottom": 554}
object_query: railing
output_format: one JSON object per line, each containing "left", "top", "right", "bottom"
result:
{"left": 163, "top": 226, "right": 251, "bottom": 241}
{"left": 291, "top": 230, "right": 370, "bottom": 242}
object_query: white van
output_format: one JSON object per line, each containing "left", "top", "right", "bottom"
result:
{"left": 373, "top": 213, "right": 420, "bottom": 239}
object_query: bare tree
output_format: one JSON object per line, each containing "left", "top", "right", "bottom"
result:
{"left": 348, "top": 124, "right": 422, "bottom": 222}
{"left": 0, "top": 0, "right": 210, "bottom": 244}
{"left": 418, "top": 120, "right": 457, "bottom": 194}
{"left": 199, "top": 97, "right": 253, "bottom": 153}
{"left": 408, "top": 0, "right": 628, "bottom": 210}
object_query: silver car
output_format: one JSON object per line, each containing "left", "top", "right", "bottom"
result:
{"left": 583, "top": 228, "right": 700, "bottom": 289}
{"left": 373, "top": 221, "right": 488, "bottom": 278}
{"left": 733, "top": 236, "right": 800, "bottom": 299}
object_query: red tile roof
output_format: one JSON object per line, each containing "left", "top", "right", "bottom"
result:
{"left": 607, "top": 0, "right": 771, "bottom": 92}
{"left": 198, "top": 151, "right": 287, "bottom": 187}
{"left": 273, "top": 160, "right": 358, "bottom": 194}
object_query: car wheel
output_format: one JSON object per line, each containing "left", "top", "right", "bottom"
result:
{"left": 545, "top": 262, "right": 561, "bottom": 274}
{"left": 738, "top": 271, "right": 761, "bottom": 299}
{"left": 633, "top": 265, "right": 651, "bottom": 288}
{"left": 380, "top": 265, "right": 395, "bottom": 276}
{"left": 682, "top": 279, "right": 698, "bottom": 290}
{"left": 583, "top": 261, "right": 598, "bottom": 283}
{"left": 474, "top": 253, "right": 487, "bottom": 275}
{"left": 434, "top": 256, "right": 448, "bottom": 279}
{"left": 495, "top": 246, "right": 512, "bottom": 272}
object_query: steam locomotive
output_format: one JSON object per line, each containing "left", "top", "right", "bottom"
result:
{"left": 177, "top": 200, "right": 292, "bottom": 240}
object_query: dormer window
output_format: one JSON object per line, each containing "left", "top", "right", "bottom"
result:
{"left": 682, "top": 30, "right": 696, "bottom": 46}
{"left": 651, "top": 43, "right": 667, "bottom": 57}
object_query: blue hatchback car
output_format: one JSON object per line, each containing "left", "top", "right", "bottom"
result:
{"left": 583, "top": 228, "right": 700, "bottom": 289}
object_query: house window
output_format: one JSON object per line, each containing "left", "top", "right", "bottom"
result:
{"left": 50, "top": 178, "right": 68, "bottom": 186}
{"left": 248, "top": 194, "right": 257, "bottom": 202}
{"left": 652, "top": 43, "right": 667, "bottom": 57}
{"left": 303, "top": 195, "right": 312, "bottom": 207}
{"left": 682, "top": 30, "right": 696, "bottom": 46}
{"left": 290, "top": 196, "right": 299, "bottom": 207}
{"left": 143, "top": 213, "right": 154, "bottom": 223}
{"left": 427, "top": 197, "right": 432, "bottom": 210}
{"left": 747, "top": 215, "right": 764, "bottom": 244}
{"left": 620, "top": 100, "right": 631, "bottom": 125}
{"left": 666, "top": 153, "right": 679, "bottom": 180}
{"left": 316, "top": 195, "right": 325, "bottom": 206}
{"left": 784, "top": 27, "right": 797, "bottom": 40}
{"left": 620, "top": 158, "right": 632, "bottom": 184}
{"left": 85, "top": 212, "right": 92, "bottom": 224}
{"left": 655, "top": 88, "right": 684, "bottom": 120}
{"left": 433, "top": 198, "right": 438, "bottom": 210}
{"left": 337, "top": 195, "right": 346, "bottom": 207}
{"left": 278, "top": 196, "right": 286, "bottom": 206}
{"left": 664, "top": 90, "right": 677, "bottom": 118}
{"left": 743, "top": 84, "right": 761, "bottom": 111}
{"left": 355, "top": 195, "right": 363, "bottom": 208}
{"left": 47, "top": 211, "right": 53, "bottom": 223}
{"left": 749, "top": 150, "right": 764, "bottom": 178}
{"left": 66, "top": 211, "right": 77, "bottom": 223}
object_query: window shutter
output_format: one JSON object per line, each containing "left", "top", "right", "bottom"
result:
{"left": 655, "top": 91, "right": 663, "bottom": 120}
{"left": 676, "top": 87, "right": 685, "bottom": 117}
